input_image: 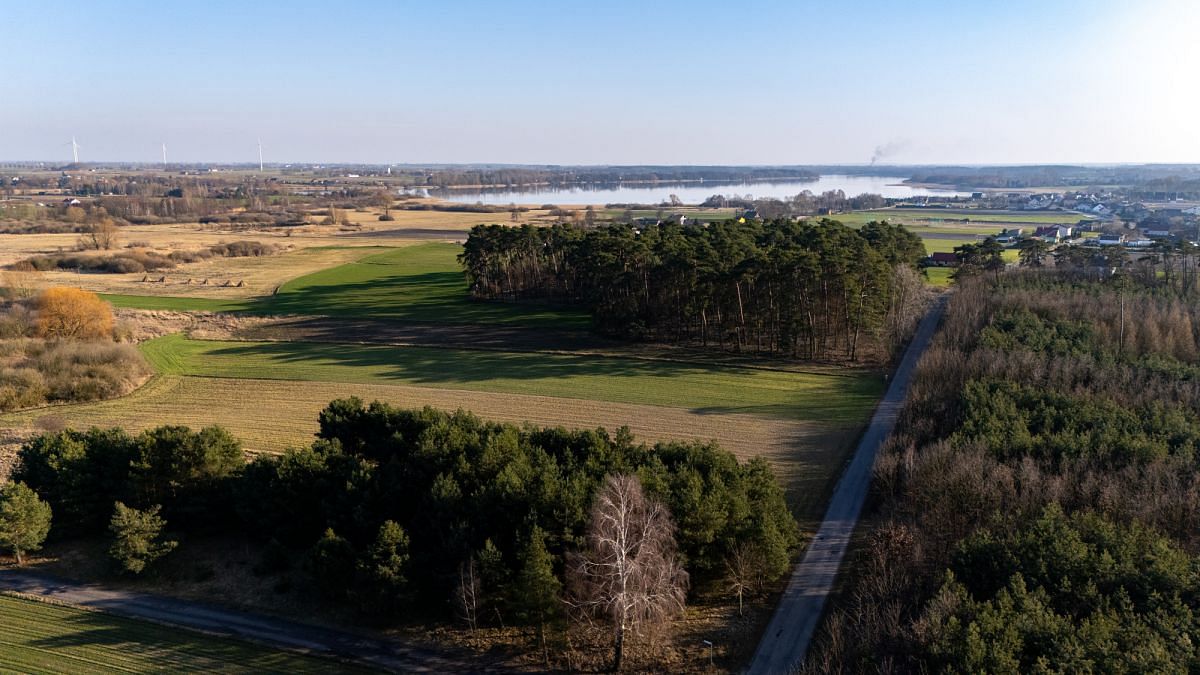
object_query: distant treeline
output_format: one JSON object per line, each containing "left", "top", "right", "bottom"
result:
{"left": 459, "top": 219, "right": 928, "bottom": 361}
{"left": 805, "top": 271, "right": 1200, "bottom": 672}
{"left": 910, "top": 164, "right": 1200, "bottom": 194}
{"left": 699, "top": 190, "right": 889, "bottom": 215}
{"left": 416, "top": 166, "right": 819, "bottom": 189}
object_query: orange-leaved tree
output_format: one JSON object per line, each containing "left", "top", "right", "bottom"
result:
{"left": 35, "top": 287, "right": 114, "bottom": 340}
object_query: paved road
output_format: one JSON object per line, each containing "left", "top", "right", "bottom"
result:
{"left": 0, "top": 570, "right": 484, "bottom": 673}
{"left": 746, "top": 297, "right": 947, "bottom": 674}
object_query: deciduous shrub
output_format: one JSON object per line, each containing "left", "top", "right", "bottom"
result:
{"left": 35, "top": 287, "right": 114, "bottom": 340}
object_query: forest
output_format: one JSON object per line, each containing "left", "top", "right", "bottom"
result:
{"left": 804, "top": 270, "right": 1200, "bottom": 672}
{"left": 459, "top": 219, "right": 928, "bottom": 361}
{"left": 8, "top": 399, "right": 798, "bottom": 668}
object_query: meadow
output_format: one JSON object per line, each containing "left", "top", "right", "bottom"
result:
{"left": 141, "top": 334, "right": 882, "bottom": 423}
{"left": 0, "top": 594, "right": 368, "bottom": 674}
{"left": 104, "top": 243, "right": 590, "bottom": 328}
{"left": 1, "top": 334, "right": 882, "bottom": 520}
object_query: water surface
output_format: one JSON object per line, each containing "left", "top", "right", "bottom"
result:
{"left": 433, "top": 174, "right": 969, "bottom": 205}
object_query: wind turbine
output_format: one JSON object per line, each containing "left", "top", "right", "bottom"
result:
{"left": 257, "top": 138, "right": 263, "bottom": 172}
{"left": 67, "top": 136, "right": 80, "bottom": 164}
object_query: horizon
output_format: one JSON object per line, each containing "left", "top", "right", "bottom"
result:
{"left": 4, "top": 0, "right": 1199, "bottom": 165}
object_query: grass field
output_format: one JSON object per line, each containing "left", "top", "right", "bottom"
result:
{"left": 2, "top": 335, "right": 883, "bottom": 519}
{"left": 105, "top": 243, "right": 590, "bottom": 328}
{"left": 141, "top": 334, "right": 882, "bottom": 424}
{"left": 43, "top": 247, "right": 390, "bottom": 300}
{"left": 0, "top": 593, "right": 368, "bottom": 674}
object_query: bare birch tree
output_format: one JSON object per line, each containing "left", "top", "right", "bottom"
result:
{"left": 570, "top": 473, "right": 688, "bottom": 671}
{"left": 455, "top": 558, "right": 481, "bottom": 631}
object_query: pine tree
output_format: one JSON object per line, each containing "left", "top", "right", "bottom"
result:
{"left": 0, "top": 482, "right": 52, "bottom": 566}
{"left": 514, "top": 526, "right": 562, "bottom": 665}
{"left": 108, "top": 502, "right": 177, "bottom": 575}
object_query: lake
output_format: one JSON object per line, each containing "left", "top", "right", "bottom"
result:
{"left": 431, "top": 174, "right": 969, "bottom": 205}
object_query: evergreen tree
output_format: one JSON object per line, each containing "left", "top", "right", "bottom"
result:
{"left": 108, "top": 502, "right": 177, "bottom": 575}
{"left": 514, "top": 526, "right": 562, "bottom": 664}
{"left": 0, "top": 482, "right": 52, "bottom": 566}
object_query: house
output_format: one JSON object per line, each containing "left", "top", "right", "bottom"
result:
{"left": 994, "top": 227, "right": 1024, "bottom": 244}
{"left": 1125, "top": 238, "right": 1154, "bottom": 248}
{"left": 924, "top": 252, "right": 959, "bottom": 267}
{"left": 1092, "top": 204, "right": 1111, "bottom": 215}
{"left": 1143, "top": 228, "right": 1172, "bottom": 239}
{"left": 971, "top": 192, "right": 984, "bottom": 200}
{"left": 1098, "top": 233, "right": 1125, "bottom": 246}
{"left": 1034, "top": 225, "right": 1073, "bottom": 242}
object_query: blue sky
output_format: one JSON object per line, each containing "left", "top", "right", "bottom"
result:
{"left": 2, "top": 0, "right": 1196, "bottom": 164}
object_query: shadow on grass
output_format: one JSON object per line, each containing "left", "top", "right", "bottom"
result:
{"left": 188, "top": 340, "right": 881, "bottom": 424}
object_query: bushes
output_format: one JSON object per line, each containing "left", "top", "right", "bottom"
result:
{"left": 0, "top": 339, "right": 150, "bottom": 412}
{"left": 35, "top": 341, "right": 150, "bottom": 403}
{"left": 15, "top": 241, "right": 279, "bottom": 275}
{"left": 0, "top": 367, "right": 48, "bottom": 411}
{"left": 207, "top": 240, "right": 280, "bottom": 257}
{"left": 22, "top": 251, "right": 177, "bottom": 274}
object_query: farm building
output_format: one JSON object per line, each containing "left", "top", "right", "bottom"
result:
{"left": 1097, "top": 233, "right": 1125, "bottom": 246}
{"left": 924, "top": 252, "right": 959, "bottom": 267}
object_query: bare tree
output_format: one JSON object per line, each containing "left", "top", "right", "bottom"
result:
{"left": 79, "top": 219, "right": 119, "bottom": 250}
{"left": 455, "top": 558, "right": 481, "bottom": 632}
{"left": 724, "top": 542, "right": 767, "bottom": 617}
{"left": 570, "top": 474, "right": 689, "bottom": 671}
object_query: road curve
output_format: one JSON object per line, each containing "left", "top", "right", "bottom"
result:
{"left": 0, "top": 569, "right": 485, "bottom": 673}
{"left": 746, "top": 296, "right": 947, "bottom": 674}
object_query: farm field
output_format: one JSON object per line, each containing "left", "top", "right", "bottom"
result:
{"left": 141, "top": 335, "right": 882, "bottom": 424}
{"left": 0, "top": 374, "right": 864, "bottom": 521}
{"left": 2, "top": 334, "right": 882, "bottom": 519}
{"left": 0, "top": 203, "right": 526, "bottom": 265}
{"left": 0, "top": 593, "right": 368, "bottom": 674}
{"left": 104, "top": 243, "right": 590, "bottom": 328}
{"left": 40, "top": 246, "right": 390, "bottom": 299}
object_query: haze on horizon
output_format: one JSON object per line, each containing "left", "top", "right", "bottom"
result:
{"left": 3, "top": 0, "right": 1197, "bottom": 166}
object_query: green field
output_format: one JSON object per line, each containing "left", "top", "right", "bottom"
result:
{"left": 105, "top": 243, "right": 589, "bottom": 328}
{"left": 142, "top": 334, "right": 882, "bottom": 424}
{"left": 0, "top": 594, "right": 368, "bottom": 674}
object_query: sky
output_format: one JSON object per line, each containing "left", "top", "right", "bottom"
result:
{"left": 2, "top": 0, "right": 1198, "bottom": 165}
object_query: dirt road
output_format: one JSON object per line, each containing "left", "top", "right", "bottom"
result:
{"left": 0, "top": 569, "right": 487, "bottom": 673}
